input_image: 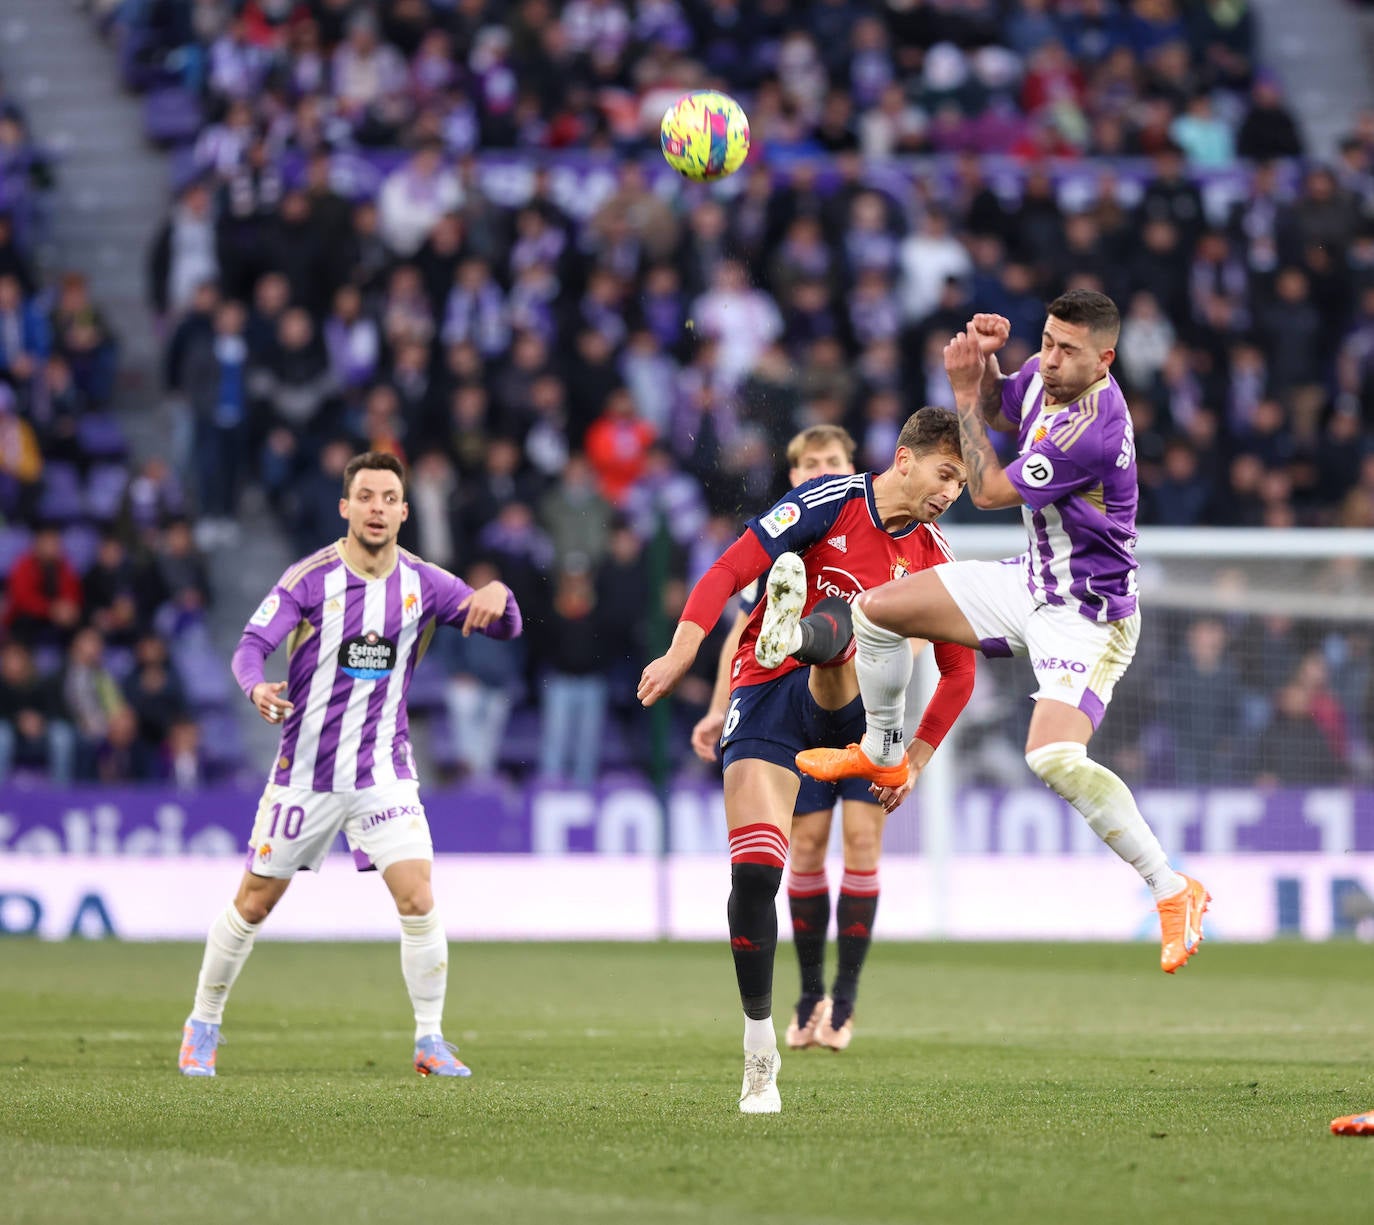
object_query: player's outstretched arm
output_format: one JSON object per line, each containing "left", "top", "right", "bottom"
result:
{"left": 639, "top": 532, "right": 773, "bottom": 708}
{"left": 947, "top": 327, "right": 1022, "bottom": 510}
{"left": 638, "top": 620, "right": 707, "bottom": 707}
{"left": 691, "top": 608, "right": 749, "bottom": 762}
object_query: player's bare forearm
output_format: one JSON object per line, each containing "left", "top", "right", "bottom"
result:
{"left": 955, "top": 392, "right": 1020, "bottom": 510}
{"left": 977, "top": 359, "right": 1015, "bottom": 432}
{"left": 637, "top": 620, "right": 708, "bottom": 707}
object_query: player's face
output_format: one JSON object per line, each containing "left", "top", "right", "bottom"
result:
{"left": 1039, "top": 315, "right": 1114, "bottom": 403}
{"left": 788, "top": 443, "right": 854, "bottom": 487}
{"left": 340, "top": 468, "right": 408, "bottom": 552}
{"left": 901, "top": 446, "right": 966, "bottom": 522}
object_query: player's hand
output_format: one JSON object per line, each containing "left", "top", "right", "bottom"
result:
{"left": 869, "top": 759, "right": 918, "bottom": 815}
{"left": 968, "top": 313, "right": 1011, "bottom": 356}
{"left": 943, "top": 325, "right": 987, "bottom": 397}
{"left": 638, "top": 649, "right": 692, "bottom": 707}
{"left": 251, "top": 680, "right": 294, "bottom": 726}
{"left": 457, "top": 581, "right": 508, "bottom": 636}
{"left": 690, "top": 710, "right": 726, "bottom": 762}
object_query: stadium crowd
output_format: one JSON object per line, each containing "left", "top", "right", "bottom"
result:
{"left": 2, "top": 0, "right": 1373, "bottom": 789}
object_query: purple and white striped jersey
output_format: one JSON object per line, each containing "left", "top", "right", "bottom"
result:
{"left": 1000, "top": 354, "right": 1139, "bottom": 623}
{"left": 231, "top": 543, "right": 523, "bottom": 792}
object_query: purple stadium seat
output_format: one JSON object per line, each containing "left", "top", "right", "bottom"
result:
{"left": 37, "top": 462, "right": 84, "bottom": 523}
{"left": 60, "top": 524, "right": 100, "bottom": 574}
{"left": 144, "top": 87, "right": 203, "bottom": 147}
{"left": 197, "top": 710, "right": 246, "bottom": 777}
{"left": 84, "top": 463, "right": 129, "bottom": 522}
{"left": 104, "top": 645, "right": 135, "bottom": 681}
{"left": 0, "top": 524, "right": 31, "bottom": 575}
{"left": 173, "top": 633, "right": 233, "bottom": 709}
{"left": 75, "top": 413, "right": 128, "bottom": 461}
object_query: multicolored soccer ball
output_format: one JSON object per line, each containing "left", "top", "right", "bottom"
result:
{"left": 660, "top": 91, "right": 751, "bottom": 182}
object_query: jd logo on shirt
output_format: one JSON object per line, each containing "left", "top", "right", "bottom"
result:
{"left": 338, "top": 631, "right": 398, "bottom": 680}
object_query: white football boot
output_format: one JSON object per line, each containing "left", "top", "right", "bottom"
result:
{"left": 754, "top": 552, "right": 806, "bottom": 670}
{"left": 738, "top": 1048, "right": 783, "bottom": 1114}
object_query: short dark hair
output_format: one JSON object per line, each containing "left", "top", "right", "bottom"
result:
{"left": 896, "top": 406, "right": 962, "bottom": 459}
{"left": 342, "top": 451, "right": 407, "bottom": 499}
{"left": 1047, "top": 289, "right": 1120, "bottom": 345}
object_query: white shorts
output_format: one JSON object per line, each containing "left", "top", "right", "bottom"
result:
{"left": 246, "top": 779, "right": 434, "bottom": 878}
{"left": 934, "top": 558, "right": 1140, "bottom": 729}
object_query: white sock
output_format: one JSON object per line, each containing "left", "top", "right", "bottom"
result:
{"left": 854, "top": 603, "right": 911, "bottom": 766}
{"left": 400, "top": 909, "right": 448, "bottom": 1041}
{"left": 1025, "top": 742, "right": 1185, "bottom": 900}
{"left": 744, "top": 1015, "right": 776, "bottom": 1053}
{"left": 191, "top": 904, "right": 261, "bottom": 1024}
{"left": 786, "top": 624, "right": 803, "bottom": 654}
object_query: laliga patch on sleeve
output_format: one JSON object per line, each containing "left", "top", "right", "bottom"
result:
{"left": 1020, "top": 455, "right": 1055, "bottom": 488}
{"left": 249, "top": 592, "right": 281, "bottom": 628}
{"left": 760, "top": 502, "right": 801, "bottom": 539}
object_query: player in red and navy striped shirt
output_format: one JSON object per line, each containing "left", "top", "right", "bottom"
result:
{"left": 639, "top": 408, "right": 976, "bottom": 1113}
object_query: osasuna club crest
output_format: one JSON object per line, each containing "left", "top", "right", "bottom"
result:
{"left": 891, "top": 556, "right": 912, "bottom": 580}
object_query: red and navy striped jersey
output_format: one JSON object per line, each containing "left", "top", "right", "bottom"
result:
{"left": 730, "top": 472, "right": 955, "bottom": 690}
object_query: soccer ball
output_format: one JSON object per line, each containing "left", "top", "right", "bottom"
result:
{"left": 660, "top": 91, "right": 751, "bottom": 182}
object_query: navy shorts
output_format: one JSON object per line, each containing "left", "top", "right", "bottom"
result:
{"left": 720, "top": 669, "right": 873, "bottom": 812}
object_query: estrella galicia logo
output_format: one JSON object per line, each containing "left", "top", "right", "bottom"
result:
{"left": 338, "top": 630, "right": 398, "bottom": 680}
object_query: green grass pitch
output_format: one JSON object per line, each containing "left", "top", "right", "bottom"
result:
{"left": 3, "top": 939, "right": 1374, "bottom": 1224}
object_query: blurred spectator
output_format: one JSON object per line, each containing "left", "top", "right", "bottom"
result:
{"left": 442, "top": 558, "right": 525, "bottom": 780}
{"left": 1235, "top": 73, "right": 1303, "bottom": 160}
{"left": 3, "top": 523, "right": 82, "bottom": 646}
{"left": 123, "top": 632, "right": 196, "bottom": 783}
{"left": 0, "top": 639, "right": 75, "bottom": 783}
{"left": 539, "top": 451, "right": 613, "bottom": 573}
{"left": 537, "top": 566, "right": 609, "bottom": 786}
{"left": 183, "top": 298, "right": 250, "bottom": 539}
{"left": 0, "top": 380, "right": 40, "bottom": 518}
{"left": 62, "top": 626, "right": 137, "bottom": 782}
{"left": 148, "top": 180, "right": 219, "bottom": 320}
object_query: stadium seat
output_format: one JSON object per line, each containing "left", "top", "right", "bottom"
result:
{"left": 143, "top": 87, "right": 202, "bottom": 147}
{"left": 60, "top": 523, "right": 100, "bottom": 574}
{"left": 84, "top": 463, "right": 129, "bottom": 522}
{"left": 75, "top": 413, "right": 128, "bottom": 462}
{"left": 0, "top": 524, "right": 32, "bottom": 575}
{"left": 37, "top": 462, "right": 85, "bottom": 524}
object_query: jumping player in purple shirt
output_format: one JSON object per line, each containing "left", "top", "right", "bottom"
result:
{"left": 800, "top": 291, "right": 1210, "bottom": 974}
{"left": 177, "top": 451, "right": 522, "bottom": 1078}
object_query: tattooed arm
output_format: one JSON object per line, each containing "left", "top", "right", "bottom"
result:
{"left": 945, "top": 327, "right": 1024, "bottom": 511}
{"left": 970, "top": 313, "right": 1019, "bottom": 432}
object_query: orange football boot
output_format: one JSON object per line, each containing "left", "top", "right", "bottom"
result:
{"left": 795, "top": 743, "right": 908, "bottom": 789}
{"left": 1331, "top": 1112, "right": 1374, "bottom": 1136}
{"left": 1157, "top": 874, "right": 1211, "bottom": 973}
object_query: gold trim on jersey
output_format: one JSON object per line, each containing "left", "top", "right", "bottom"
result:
{"left": 336, "top": 539, "right": 399, "bottom": 582}
{"left": 1049, "top": 389, "right": 1101, "bottom": 452}
{"left": 1076, "top": 482, "right": 1106, "bottom": 512}
{"left": 285, "top": 620, "right": 315, "bottom": 656}
{"left": 414, "top": 619, "right": 438, "bottom": 665}
{"left": 280, "top": 544, "right": 338, "bottom": 593}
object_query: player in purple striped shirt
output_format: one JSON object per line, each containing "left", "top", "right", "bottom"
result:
{"left": 178, "top": 452, "right": 522, "bottom": 1079}
{"left": 801, "top": 292, "right": 1210, "bottom": 974}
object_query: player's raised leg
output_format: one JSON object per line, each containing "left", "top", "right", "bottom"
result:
{"left": 180, "top": 871, "right": 290, "bottom": 1076}
{"left": 724, "top": 758, "right": 796, "bottom": 1113}
{"left": 798, "top": 572, "right": 977, "bottom": 784}
{"left": 755, "top": 553, "right": 856, "bottom": 671}
{"left": 1024, "top": 696, "right": 1209, "bottom": 973}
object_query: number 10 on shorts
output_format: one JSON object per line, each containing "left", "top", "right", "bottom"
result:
{"left": 268, "top": 802, "right": 305, "bottom": 840}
